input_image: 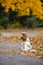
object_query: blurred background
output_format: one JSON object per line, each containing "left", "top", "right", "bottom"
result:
{"left": 0, "top": 0, "right": 43, "bottom": 29}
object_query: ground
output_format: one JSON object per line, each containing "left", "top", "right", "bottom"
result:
{"left": 0, "top": 28, "right": 43, "bottom": 65}
{"left": 0, "top": 53, "right": 43, "bottom": 65}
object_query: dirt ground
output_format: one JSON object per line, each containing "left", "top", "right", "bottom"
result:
{"left": 0, "top": 28, "right": 43, "bottom": 65}
{"left": 0, "top": 28, "right": 43, "bottom": 58}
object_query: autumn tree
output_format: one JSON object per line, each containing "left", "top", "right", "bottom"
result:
{"left": 0, "top": 0, "right": 43, "bottom": 19}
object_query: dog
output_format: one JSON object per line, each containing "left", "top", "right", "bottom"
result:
{"left": 20, "top": 32, "right": 37, "bottom": 52}
{"left": 21, "top": 32, "right": 32, "bottom": 52}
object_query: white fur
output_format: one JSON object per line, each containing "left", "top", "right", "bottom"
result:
{"left": 21, "top": 38, "right": 32, "bottom": 52}
{"left": 21, "top": 37, "right": 37, "bottom": 52}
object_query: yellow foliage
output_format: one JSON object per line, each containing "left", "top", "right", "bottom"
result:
{"left": 1, "top": 0, "right": 43, "bottom": 19}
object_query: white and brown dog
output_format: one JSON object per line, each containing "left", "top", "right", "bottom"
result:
{"left": 21, "top": 32, "right": 36, "bottom": 52}
{"left": 21, "top": 32, "right": 32, "bottom": 52}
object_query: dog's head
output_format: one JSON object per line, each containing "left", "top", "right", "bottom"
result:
{"left": 21, "top": 32, "right": 27, "bottom": 41}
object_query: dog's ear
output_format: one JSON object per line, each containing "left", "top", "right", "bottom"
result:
{"left": 21, "top": 36, "right": 26, "bottom": 41}
{"left": 21, "top": 36, "right": 23, "bottom": 39}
